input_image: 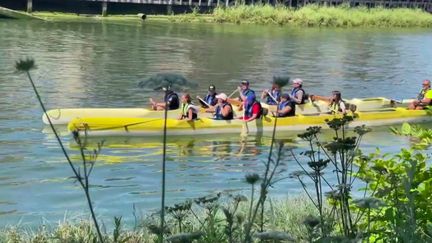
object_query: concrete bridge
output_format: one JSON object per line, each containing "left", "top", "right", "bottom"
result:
{"left": 0, "top": 0, "right": 431, "bottom": 16}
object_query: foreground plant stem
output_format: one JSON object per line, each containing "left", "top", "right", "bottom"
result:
{"left": 23, "top": 70, "right": 104, "bottom": 242}
{"left": 159, "top": 92, "right": 168, "bottom": 243}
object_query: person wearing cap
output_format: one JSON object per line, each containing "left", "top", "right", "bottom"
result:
{"left": 261, "top": 82, "right": 281, "bottom": 105}
{"left": 207, "top": 93, "right": 234, "bottom": 120}
{"left": 178, "top": 93, "right": 199, "bottom": 121}
{"left": 409, "top": 79, "right": 432, "bottom": 110}
{"left": 150, "top": 89, "right": 180, "bottom": 111}
{"left": 197, "top": 85, "right": 218, "bottom": 108}
{"left": 311, "top": 91, "right": 347, "bottom": 114}
{"left": 237, "top": 80, "right": 256, "bottom": 104}
{"left": 272, "top": 93, "right": 296, "bottom": 117}
{"left": 243, "top": 94, "right": 262, "bottom": 122}
{"left": 290, "top": 78, "right": 306, "bottom": 105}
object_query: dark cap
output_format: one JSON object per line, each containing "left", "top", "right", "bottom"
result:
{"left": 241, "top": 80, "right": 250, "bottom": 85}
{"left": 209, "top": 85, "right": 216, "bottom": 91}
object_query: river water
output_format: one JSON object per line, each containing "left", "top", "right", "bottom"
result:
{"left": 0, "top": 19, "right": 431, "bottom": 228}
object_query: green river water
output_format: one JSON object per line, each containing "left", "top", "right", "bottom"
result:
{"left": 0, "top": 19, "right": 431, "bottom": 227}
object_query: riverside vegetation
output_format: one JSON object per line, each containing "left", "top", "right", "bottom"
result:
{"left": 30, "top": 4, "right": 432, "bottom": 28}
{"left": 170, "top": 4, "right": 432, "bottom": 27}
{"left": 5, "top": 59, "right": 432, "bottom": 242}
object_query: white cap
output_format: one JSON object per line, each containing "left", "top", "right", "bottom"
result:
{"left": 215, "top": 93, "right": 228, "bottom": 101}
{"left": 293, "top": 78, "right": 303, "bottom": 85}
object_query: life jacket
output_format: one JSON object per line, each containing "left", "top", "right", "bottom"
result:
{"left": 330, "top": 100, "right": 346, "bottom": 114}
{"left": 417, "top": 89, "right": 430, "bottom": 101}
{"left": 165, "top": 91, "right": 179, "bottom": 110}
{"left": 277, "top": 100, "right": 295, "bottom": 117}
{"left": 267, "top": 90, "right": 281, "bottom": 105}
{"left": 204, "top": 93, "right": 217, "bottom": 106}
{"left": 181, "top": 103, "right": 198, "bottom": 120}
{"left": 291, "top": 87, "right": 306, "bottom": 104}
{"left": 215, "top": 102, "right": 234, "bottom": 120}
{"left": 245, "top": 101, "right": 262, "bottom": 119}
{"left": 242, "top": 89, "right": 256, "bottom": 101}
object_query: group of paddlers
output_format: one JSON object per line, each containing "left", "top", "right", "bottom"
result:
{"left": 149, "top": 78, "right": 350, "bottom": 122}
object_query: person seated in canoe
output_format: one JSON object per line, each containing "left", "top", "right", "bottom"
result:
{"left": 272, "top": 93, "right": 296, "bottom": 117}
{"left": 206, "top": 93, "right": 234, "bottom": 120}
{"left": 229, "top": 80, "right": 256, "bottom": 108}
{"left": 408, "top": 79, "right": 432, "bottom": 110}
{"left": 197, "top": 84, "right": 218, "bottom": 108}
{"left": 261, "top": 81, "right": 281, "bottom": 105}
{"left": 241, "top": 94, "right": 262, "bottom": 122}
{"left": 149, "top": 89, "right": 179, "bottom": 111}
{"left": 178, "top": 93, "right": 199, "bottom": 121}
{"left": 311, "top": 90, "right": 347, "bottom": 114}
{"left": 289, "top": 78, "right": 306, "bottom": 105}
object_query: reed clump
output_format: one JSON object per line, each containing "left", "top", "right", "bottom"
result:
{"left": 170, "top": 4, "right": 432, "bottom": 27}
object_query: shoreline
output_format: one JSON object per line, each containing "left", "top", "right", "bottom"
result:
{"left": 13, "top": 5, "right": 432, "bottom": 28}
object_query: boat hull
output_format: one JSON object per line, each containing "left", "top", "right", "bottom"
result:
{"left": 67, "top": 108, "right": 431, "bottom": 137}
{"left": 43, "top": 97, "right": 412, "bottom": 125}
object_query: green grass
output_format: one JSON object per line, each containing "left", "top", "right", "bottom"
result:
{"left": 170, "top": 4, "right": 432, "bottom": 27}
{"left": 0, "top": 196, "right": 315, "bottom": 243}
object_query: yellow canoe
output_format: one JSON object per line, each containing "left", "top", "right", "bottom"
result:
{"left": 43, "top": 97, "right": 412, "bottom": 125}
{"left": 67, "top": 108, "right": 430, "bottom": 137}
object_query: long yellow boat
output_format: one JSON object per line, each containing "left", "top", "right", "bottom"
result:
{"left": 43, "top": 97, "right": 411, "bottom": 125}
{"left": 67, "top": 108, "right": 431, "bottom": 137}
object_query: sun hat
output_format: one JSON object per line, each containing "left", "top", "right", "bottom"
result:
{"left": 215, "top": 93, "right": 228, "bottom": 101}
{"left": 292, "top": 78, "right": 303, "bottom": 85}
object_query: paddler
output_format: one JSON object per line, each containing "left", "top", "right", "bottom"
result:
{"left": 289, "top": 78, "right": 306, "bottom": 104}
{"left": 261, "top": 81, "right": 281, "bottom": 105}
{"left": 149, "top": 89, "right": 180, "bottom": 111}
{"left": 206, "top": 93, "right": 234, "bottom": 120}
{"left": 272, "top": 93, "right": 296, "bottom": 117}
{"left": 178, "top": 94, "right": 199, "bottom": 121}
{"left": 408, "top": 79, "right": 432, "bottom": 110}
{"left": 242, "top": 94, "right": 262, "bottom": 122}
{"left": 237, "top": 80, "right": 256, "bottom": 104}
{"left": 311, "top": 90, "right": 347, "bottom": 114}
{"left": 197, "top": 84, "right": 218, "bottom": 108}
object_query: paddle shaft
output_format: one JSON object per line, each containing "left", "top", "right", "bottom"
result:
{"left": 197, "top": 97, "right": 211, "bottom": 107}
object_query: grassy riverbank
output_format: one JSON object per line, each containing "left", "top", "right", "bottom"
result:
{"left": 29, "top": 5, "right": 432, "bottom": 27}
{"left": 0, "top": 196, "right": 315, "bottom": 242}
{"left": 171, "top": 5, "right": 432, "bottom": 27}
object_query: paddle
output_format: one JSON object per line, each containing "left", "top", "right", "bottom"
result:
{"left": 197, "top": 96, "right": 211, "bottom": 108}
{"left": 228, "top": 88, "right": 239, "bottom": 98}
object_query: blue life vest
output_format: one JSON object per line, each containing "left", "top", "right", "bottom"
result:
{"left": 243, "top": 89, "right": 256, "bottom": 101}
{"left": 277, "top": 100, "right": 295, "bottom": 117}
{"left": 291, "top": 88, "right": 305, "bottom": 104}
{"left": 215, "top": 103, "right": 233, "bottom": 120}
{"left": 245, "top": 101, "right": 262, "bottom": 119}
{"left": 165, "top": 91, "right": 179, "bottom": 110}
{"left": 204, "top": 93, "right": 217, "bottom": 106}
{"left": 267, "top": 90, "right": 281, "bottom": 105}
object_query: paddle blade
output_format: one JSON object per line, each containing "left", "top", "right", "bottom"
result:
{"left": 272, "top": 76, "right": 290, "bottom": 88}
{"left": 138, "top": 73, "right": 197, "bottom": 91}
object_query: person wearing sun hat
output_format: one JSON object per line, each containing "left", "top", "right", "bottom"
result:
{"left": 197, "top": 84, "right": 218, "bottom": 108}
{"left": 290, "top": 78, "right": 306, "bottom": 104}
{"left": 209, "top": 93, "right": 234, "bottom": 120}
